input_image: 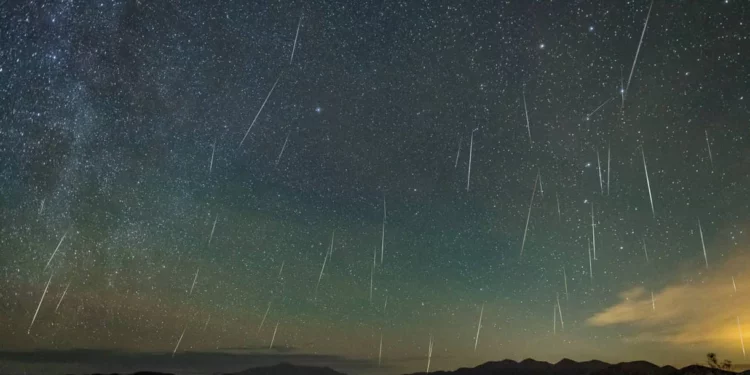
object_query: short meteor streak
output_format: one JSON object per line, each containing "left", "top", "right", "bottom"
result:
{"left": 209, "top": 140, "right": 215, "bottom": 175}
{"left": 698, "top": 219, "right": 709, "bottom": 269}
{"left": 474, "top": 304, "right": 484, "bottom": 352}
{"left": 314, "top": 251, "right": 329, "bottom": 300}
{"left": 189, "top": 267, "right": 199, "bottom": 296}
{"left": 172, "top": 326, "right": 186, "bottom": 357}
{"left": 537, "top": 170, "right": 544, "bottom": 198}
{"left": 370, "top": 247, "right": 376, "bottom": 303}
{"left": 203, "top": 314, "right": 211, "bottom": 331}
{"left": 258, "top": 301, "right": 271, "bottom": 333}
{"left": 607, "top": 142, "right": 611, "bottom": 195}
{"left": 733, "top": 276, "right": 737, "bottom": 292}
{"left": 28, "top": 273, "right": 53, "bottom": 334}
{"left": 275, "top": 132, "right": 290, "bottom": 167}
{"left": 520, "top": 174, "right": 539, "bottom": 258}
{"left": 44, "top": 232, "right": 68, "bottom": 270}
{"left": 556, "top": 293, "right": 564, "bottom": 330}
{"left": 454, "top": 137, "right": 462, "bottom": 168}
{"left": 426, "top": 334, "right": 434, "bottom": 373}
{"left": 620, "top": 66, "right": 625, "bottom": 110}
{"left": 239, "top": 75, "right": 281, "bottom": 148}
{"left": 597, "top": 149, "right": 603, "bottom": 194}
{"left": 587, "top": 239, "right": 593, "bottom": 284}
{"left": 556, "top": 193, "right": 561, "bottom": 222}
{"left": 523, "top": 89, "right": 531, "bottom": 144}
{"left": 329, "top": 230, "right": 335, "bottom": 260}
{"left": 738, "top": 316, "right": 746, "bottom": 358}
{"left": 651, "top": 291, "right": 656, "bottom": 311}
{"left": 466, "top": 128, "right": 478, "bottom": 191}
{"left": 586, "top": 97, "right": 614, "bottom": 120}
{"left": 705, "top": 130, "right": 714, "bottom": 169}
{"left": 591, "top": 202, "right": 597, "bottom": 260}
{"left": 379, "top": 332, "right": 383, "bottom": 366}
{"left": 381, "top": 197, "right": 386, "bottom": 264}
{"left": 553, "top": 304, "right": 557, "bottom": 334}
{"left": 208, "top": 214, "right": 218, "bottom": 246}
{"left": 641, "top": 147, "right": 655, "bottom": 218}
{"left": 643, "top": 237, "right": 649, "bottom": 263}
{"left": 563, "top": 267, "right": 569, "bottom": 300}
{"left": 55, "top": 282, "right": 70, "bottom": 312}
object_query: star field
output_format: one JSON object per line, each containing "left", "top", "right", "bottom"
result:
{"left": 1, "top": 1, "right": 749, "bottom": 374}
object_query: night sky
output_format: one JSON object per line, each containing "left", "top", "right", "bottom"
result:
{"left": 1, "top": 1, "right": 750, "bottom": 374}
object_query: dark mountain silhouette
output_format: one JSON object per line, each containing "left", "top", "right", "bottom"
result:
{"left": 54, "top": 359, "right": 745, "bottom": 375}
{"left": 224, "top": 362, "right": 347, "bottom": 375}
{"left": 405, "top": 358, "right": 739, "bottom": 375}
{"left": 60, "top": 363, "right": 346, "bottom": 375}
{"left": 675, "top": 365, "right": 736, "bottom": 375}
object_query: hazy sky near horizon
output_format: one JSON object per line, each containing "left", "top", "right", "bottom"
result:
{"left": 1, "top": 0, "right": 749, "bottom": 374}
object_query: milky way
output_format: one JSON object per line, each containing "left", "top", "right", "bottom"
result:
{"left": 1, "top": 1, "right": 749, "bottom": 374}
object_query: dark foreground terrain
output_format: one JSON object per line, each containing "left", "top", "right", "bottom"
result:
{"left": 54, "top": 359, "right": 750, "bottom": 375}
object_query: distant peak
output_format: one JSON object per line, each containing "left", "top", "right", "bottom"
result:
{"left": 555, "top": 358, "right": 579, "bottom": 366}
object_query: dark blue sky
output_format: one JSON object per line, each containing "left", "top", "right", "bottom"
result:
{"left": 1, "top": 0, "right": 749, "bottom": 374}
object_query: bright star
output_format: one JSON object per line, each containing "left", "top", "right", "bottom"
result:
{"left": 315, "top": 107, "right": 321, "bottom": 113}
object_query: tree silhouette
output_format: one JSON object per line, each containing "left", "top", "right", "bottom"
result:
{"left": 706, "top": 353, "right": 732, "bottom": 371}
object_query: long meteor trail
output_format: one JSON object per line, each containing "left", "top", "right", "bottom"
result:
{"left": 172, "top": 327, "right": 187, "bottom": 357}
{"left": 28, "top": 273, "right": 53, "bottom": 334}
{"left": 44, "top": 231, "right": 68, "bottom": 270}
{"left": 625, "top": 0, "right": 654, "bottom": 103}
{"left": 239, "top": 75, "right": 281, "bottom": 149}
{"left": 474, "top": 304, "right": 484, "bottom": 352}
{"left": 290, "top": 13, "right": 302, "bottom": 64}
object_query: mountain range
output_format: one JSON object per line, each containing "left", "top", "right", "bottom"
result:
{"left": 404, "top": 358, "right": 745, "bottom": 375}
{"left": 57, "top": 359, "right": 750, "bottom": 375}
